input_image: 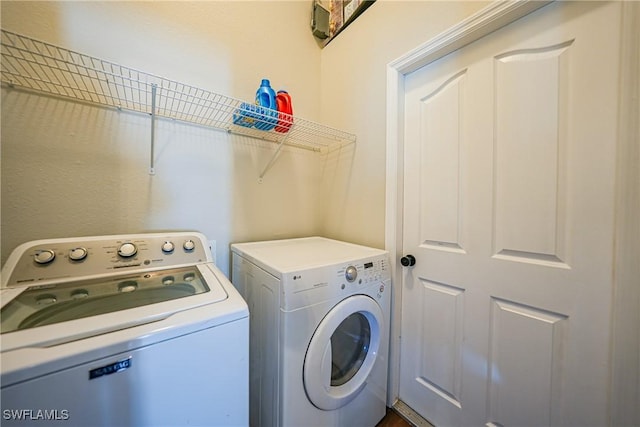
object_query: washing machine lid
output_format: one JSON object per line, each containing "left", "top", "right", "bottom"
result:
{"left": 231, "top": 237, "right": 386, "bottom": 276}
{"left": 0, "top": 264, "right": 227, "bottom": 351}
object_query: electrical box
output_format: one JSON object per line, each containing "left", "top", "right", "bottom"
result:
{"left": 311, "top": 1, "right": 330, "bottom": 39}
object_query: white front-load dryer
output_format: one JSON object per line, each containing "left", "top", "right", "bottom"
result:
{"left": 231, "top": 237, "right": 391, "bottom": 427}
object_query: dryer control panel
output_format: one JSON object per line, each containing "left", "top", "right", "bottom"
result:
{"left": 338, "top": 258, "right": 388, "bottom": 286}
{"left": 2, "top": 232, "right": 212, "bottom": 288}
{"left": 281, "top": 254, "right": 390, "bottom": 311}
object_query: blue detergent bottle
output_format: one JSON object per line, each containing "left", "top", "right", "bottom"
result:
{"left": 254, "top": 79, "right": 278, "bottom": 131}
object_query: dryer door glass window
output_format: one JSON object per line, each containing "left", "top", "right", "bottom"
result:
{"left": 304, "top": 294, "right": 383, "bottom": 411}
{"left": 330, "top": 312, "right": 371, "bottom": 386}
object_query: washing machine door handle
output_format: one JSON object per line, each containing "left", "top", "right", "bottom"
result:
{"left": 303, "top": 295, "right": 383, "bottom": 411}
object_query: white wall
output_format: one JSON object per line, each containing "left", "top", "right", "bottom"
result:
{"left": 319, "top": 0, "right": 488, "bottom": 248}
{"left": 1, "top": 1, "right": 497, "bottom": 271}
{"left": 1, "top": 1, "right": 324, "bottom": 275}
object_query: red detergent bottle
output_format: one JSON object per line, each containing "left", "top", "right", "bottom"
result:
{"left": 275, "top": 90, "right": 293, "bottom": 133}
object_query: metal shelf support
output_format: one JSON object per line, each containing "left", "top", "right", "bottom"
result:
{"left": 150, "top": 83, "right": 157, "bottom": 175}
{"left": 258, "top": 133, "right": 289, "bottom": 183}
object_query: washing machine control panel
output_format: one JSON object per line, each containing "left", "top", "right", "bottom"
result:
{"left": 2, "top": 233, "right": 211, "bottom": 288}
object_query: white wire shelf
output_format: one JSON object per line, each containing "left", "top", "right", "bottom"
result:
{"left": 1, "top": 29, "right": 356, "bottom": 166}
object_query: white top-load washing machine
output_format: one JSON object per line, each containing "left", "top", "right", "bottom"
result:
{"left": 1, "top": 232, "right": 248, "bottom": 427}
{"left": 231, "top": 237, "right": 390, "bottom": 427}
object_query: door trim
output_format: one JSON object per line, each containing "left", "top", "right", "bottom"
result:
{"left": 611, "top": 2, "right": 640, "bottom": 424}
{"left": 384, "top": 0, "right": 551, "bottom": 406}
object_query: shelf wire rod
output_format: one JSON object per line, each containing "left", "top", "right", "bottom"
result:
{"left": 150, "top": 83, "right": 157, "bottom": 175}
{"left": 200, "top": 92, "right": 218, "bottom": 126}
{"left": 72, "top": 53, "right": 93, "bottom": 103}
{"left": 187, "top": 86, "right": 201, "bottom": 121}
{"left": 185, "top": 86, "right": 199, "bottom": 120}
{"left": 166, "top": 80, "right": 179, "bottom": 118}
{"left": 200, "top": 93, "right": 217, "bottom": 123}
{"left": 80, "top": 56, "right": 95, "bottom": 101}
{"left": 59, "top": 49, "right": 79, "bottom": 99}
{"left": 182, "top": 86, "right": 193, "bottom": 120}
{"left": 87, "top": 58, "right": 102, "bottom": 101}
{"left": 12, "top": 50, "right": 71, "bottom": 99}
{"left": 14, "top": 41, "right": 50, "bottom": 94}
{"left": 183, "top": 86, "right": 197, "bottom": 122}
{"left": 3, "top": 33, "right": 27, "bottom": 88}
{"left": 215, "top": 97, "right": 235, "bottom": 126}
{"left": 122, "top": 65, "right": 132, "bottom": 110}
{"left": 103, "top": 62, "right": 118, "bottom": 108}
{"left": 132, "top": 68, "right": 142, "bottom": 111}
{"left": 65, "top": 51, "right": 82, "bottom": 100}
{"left": 5, "top": 48, "right": 120, "bottom": 110}
{"left": 203, "top": 91, "right": 218, "bottom": 123}
{"left": 30, "top": 41, "right": 51, "bottom": 94}
{"left": 105, "top": 64, "right": 128, "bottom": 109}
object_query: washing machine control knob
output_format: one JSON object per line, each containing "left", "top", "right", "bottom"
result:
{"left": 345, "top": 266, "right": 358, "bottom": 282}
{"left": 118, "top": 242, "right": 137, "bottom": 257}
{"left": 69, "top": 247, "right": 88, "bottom": 261}
{"left": 183, "top": 240, "right": 196, "bottom": 251}
{"left": 34, "top": 250, "right": 56, "bottom": 264}
{"left": 162, "top": 241, "right": 175, "bottom": 253}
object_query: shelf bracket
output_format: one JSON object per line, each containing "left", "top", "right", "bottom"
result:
{"left": 149, "top": 83, "right": 157, "bottom": 175}
{"left": 258, "top": 135, "right": 289, "bottom": 183}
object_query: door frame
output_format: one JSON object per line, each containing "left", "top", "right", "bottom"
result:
{"left": 384, "top": 2, "right": 639, "bottom": 424}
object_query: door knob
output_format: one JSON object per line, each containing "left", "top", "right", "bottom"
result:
{"left": 400, "top": 255, "right": 416, "bottom": 267}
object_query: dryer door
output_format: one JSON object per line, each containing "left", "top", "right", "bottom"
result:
{"left": 303, "top": 294, "right": 383, "bottom": 410}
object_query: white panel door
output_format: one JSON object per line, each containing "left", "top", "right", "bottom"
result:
{"left": 399, "top": 2, "right": 622, "bottom": 426}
